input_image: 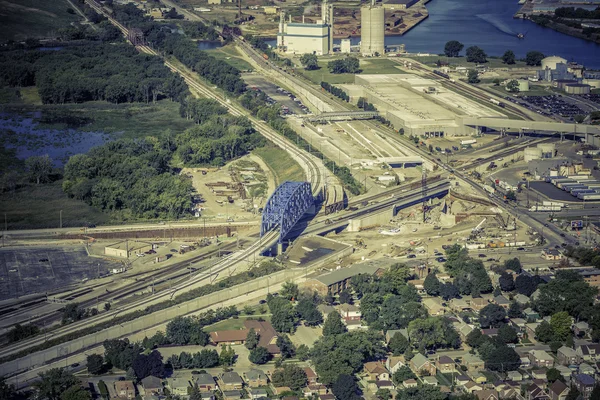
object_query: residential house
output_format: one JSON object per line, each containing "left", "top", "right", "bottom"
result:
{"left": 422, "top": 376, "right": 438, "bottom": 386}
{"left": 363, "top": 361, "right": 390, "bottom": 381}
{"left": 524, "top": 308, "right": 540, "bottom": 321}
{"left": 455, "top": 375, "right": 470, "bottom": 388}
{"left": 114, "top": 381, "right": 135, "bottom": 399}
{"left": 520, "top": 356, "right": 532, "bottom": 368}
{"left": 482, "top": 328, "right": 499, "bottom": 337}
{"left": 575, "top": 343, "right": 600, "bottom": 362}
{"left": 574, "top": 322, "right": 590, "bottom": 337}
{"left": 319, "top": 395, "right": 335, "bottom": 400}
{"left": 345, "top": 319, "right": 363, "bottom": 331}
{"left": 244, "top": 320, "right": 280, "bottom": 355}
{"left": 407, "top": 279, "right": 425, "bottom": 292}
{"left": 249, "top": 389, "right": 268, "bottom": 400}
{"left": 579, "top": 363, "right": 595, "bottom": 376}
{"left": 222, "top": 390, "right": 241, "bottom": 400}
{"left": 511, "top": 318, "right": 527, "bottom": 333}
{"left": 454, "top": 322, "right": 474, "bottom": 341}
{"left": 317, "top": 305, "right": 335, "bottom": 319}
{"left": 385, "top": 356, "right": 405, "bottom": 374}
{"left": 200, "top": 393, "right": 214, "bottom": 400}
{"left": 527, "top": 384, "right": 550, "bottom": 400}
{"left": 500, "top": 386, "right": 522, "bottom": 400}
{"left": 549, "top": 380, "right": 569, "bottom": 400}
{"left": 507, "top": 371, "right": 522, "bottom": 382}
{"left": 514, "top": 294, "right": 530, "bottom": 305}
{"left": 209, "top": 330, "right": 248, "bottom": 345}
{"left": 526, "top": 322, "right": 541, "bottom": 338}
{"left": 302, "top": 384, "right": 327, "bottom": 397}
{"left": 410, "top": 354, "right": 436, "bottom": 376}
{"left": 471, "top": 372, "right": 487, "bottom": 385}
{"left": 423, "top": 298, "right": 445, "bottom": 316}
{"left": 167, "top": 378, "right": 190, "bottom": 397}
{"left": 557, "top": 346, "right": 579, "bottom": 366}
{"left": 219, "top": 372, "right": 244, "bottom": 391}
{"left": 338, "top": 304, "right": 361, "bottom": 322}
{"left": 272, "top": 387, "right": 291, "bottom": 396}
{"left": 304, "top": 367, "right": 318, "bottom": 385}
{"left": 141, "top": 376, "right": 162, "bottom": 396}
{"left": 580, "top": 269, "right": 600, "bottom": 287}
{"left": 573, "top": 374, "right": 595, "bottom": 400}
{"left": 529, "top": 350, "right": 554, "bottom": 368}
{"left": 493, "top": 295, "right": 510, "bottom": 309}
{"left": 541, "top": 248, "right": 562, "bottom": 260}
{"left": 196, "top": 374, "right": 216, "bottom": 392}
{"left": 462, "top": 354, "right": 485, "bottom": 372}
{"left": 385, "top": 329, "right": 408, "bottom": 344}
{"left": 375, "top": 380, "right": 395, "bottom": 391}
{"left": 244, "top": 369, "right": 268, "bottom": 388}
{"left": 465, "top": 381, "right": 485, "bottom": 394}
{"left": 531, "top": 370, "right": 547, "bottom": 380}
{"left": 449, "top": 298, "right": 470, "bottom": 313}
{"left": 436, "top": 355, "right": 456, "bottom": 373}
{"left": 470, "top": 298, "right": 488, "bottom": 312}
{"left": 403, "top": 379, "right": 418, "bottom": 388}
{"left": 555, "top": 365, "right": 572, "bottom": 381}
{"left": 303, "top": 262, "right": 385, "bottom": 295}
{"left": 474, "top": 389, "right": 499, "bottom": 400}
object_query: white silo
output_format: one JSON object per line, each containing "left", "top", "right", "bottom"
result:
{"left": 361, "top": 1, "right": 385, "bottom": 57}
{"left": 524, "top": 147, "right": 542, "bottom": 162}
{"left": 537, "top": 143, "right": 555, "bottom": 158}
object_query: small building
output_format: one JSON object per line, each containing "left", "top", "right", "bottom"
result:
{"left": 462, "top": 354, "right": 485, "bottom": 372}
{"left": 141, "top": 376, "right": 163, "bottom": 396}
{"left": 104, "top": 240, "right": 156, "bottom": 258}
{"left": 244, "top": 320, "right": 280, "bottom": 355}
{"left": 338, "top": 304, "right": 361, "bottom": 322}
{"left": 303, "top": 384, "right": 327, "bottom": 397}
{"left": 574, "top": 321, "right": 590, "bottom": 337}
{"left": 385, "top": 356, "right": 405, "bottom": 374}
{"left": 449, "top": 298, "right": 470, "bottom": 312}
{"left": 376, "top": 380, "right": 395, "bottom": 390}
{"left": 209, "top": 330, "right": 248, "bottom": 345}
{"left": 317, "top": 304, "right": 335, "bottom": 319}
{"left": 510, "top": 318, "right": 527, "bottom": 332}
{"left": 410, "top": 353, "right": 436, "bottom": 376}
{"left": 196, "top": 374, "right": 217, "bottom": 392}
{"left": 363, "top": 361, "right": 390, "bottom": 381}
{"left": 520, "top": 356, "right": 531, "bottom": 368}
{"left": 579, "top": 363, "right": 595, "bottom": 376}
{"left": 385, "top": 329, "right": 408, "bottom": 343}
{"left": 403, "top": 379, "right": 418, "bottom": 388}
{"left": 555, "top": 365, "right": 572, "bottom": 380}
{"left": 507, "top": 371, "right": 522, "bottom": 382}
{"left": 423, "top": 298, "right": 445, "bottom": 316}
{"left": 481, "top": 328, "right": 498, "bottom": 337}
{"left": 263, "top": 5, "right": 279, "bottom": 14}
{"left": 219, "top": 372, "right": 244, "bottom": 391}
{"left": 580, "top": 269, "right": 600, "bottom": 287}
{"left": 524, "top": 308, "right": 540, "bottom": 321}
{"left": 455, "top": 375, "right": 470, "bottom": 387}
{"left": 529, "top": 350, "right": 554, "bottom": 368}
{"left": 493, "top": 295, "right": 510, "bottom": 309}
{"left": 557, "top": 346, "right": 579, "bottom": 366}
{"left": 531, "top": 369, "right": 547, "bottom": 380}
{"left": 244, "top": 369, "right": 268, "bottom": 388}
{"left": 304, "top": 367, "right": 318, "bottom": 385}
{"left": 474, "top": 389, "right": 499, "bottom": 400}
{"left": 471, "top": 371, "right": 487, "bottom": 385}
{"left": 573, "top": 374, "right": 595, "bottom": 400}
{"left": 436, "top": 355, "right": 456, "bottom": 373}
{"left": 541, "top": 248, "right": 563, "bottom": 261}
{"left": 549, "top": 380, "right": 569, "bottom": 400}
{"left": 167, "top": 378, "right": 190, "bottom": 397}
{"left": 222, "top": 390, "right": 241, "bottom": 400}
{"left": 513, "top": 294, "right": 530, "bottom": 305}
{"left": 565, "top": 83, "right": 591, "bottom": 95}
{"left": 575, "top": 343, "right": 600, "bottom": 362}
{"left": 249, "top": 388, "right": 269, "bottom": 400}
{"left": 422, "top": 376, "right": 438, "bottom": 386}
{"left": 115, "top": 381, "right": 136, "bottom": 399}
{"left": 470, "top": 298, "right": 488, "bottom": 311}
{"left": 526, "top": 322, "right": 541, "bottom": 338}
{"left": 303, "top": 262, "right": 385, "bottom": 295}
{"left": 527, "top": 383, "right": 550, "bottom": 400}
{"left": 383, "top": 0, "right": 418, "bottom": 9}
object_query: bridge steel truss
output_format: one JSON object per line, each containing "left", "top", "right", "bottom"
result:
{"left": 261, "top": 181, "right": 314, "bottom": 243}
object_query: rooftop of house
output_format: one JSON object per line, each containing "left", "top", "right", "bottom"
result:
{"left": 209, "top": 329, "right": 249, "bottom": 342}
{"left": 549, "top": 380, "right": 568, "bottom": 396}
{"left": 411, "top": 353, "right": 430, "bottom": 368}
{"left": 529, "top": 350, "right": 554, "bottom": 361}
{"left": 364, "top": 361, "right": 388, "bottom": 374}
{"left": 196, "top": 374, "right": 215, "bottom": 386}
{"left": 303, "top": 367, "right": 317, "bottom": 379}
{"left": 574, "top": 374, "right": 596, "bottom": 386}
{"left": 493, "top": 295, "right": 509, "bottom": 304}
{"left": 558, "top": 346, "right": 577, "bottom": 356}
{"left": 314, "top": 263, "right": 384, "bottom": 286}
{"left": 386, "top": 329, "right": 408, "bottom": 340}
{"left": 437, "top": 355, "right": 454, "bottom": 365}
{"left": 141, "top": 376, "right": 162, "bottom": 388}
{"left": 115, "top": 381, "right": 135, "bottom": 391}
{"left": 244, "top": 320, "right": 280, "bottom": 354}
{"left": 245, "top": 369, "right": 267, "bottom": 381}
{"left": 221, "top": 372, "right": 244, "bottom": 384}
{"left": 338, "top": 304, "right": 360, "bottom": 313}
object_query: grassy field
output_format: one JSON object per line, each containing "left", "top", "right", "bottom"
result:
{"left": 0, "top": 181, "right": 111, "bottom": 230}
{"left": 0, "top": 0, "right": 81, "bottom": 42}
{"left": 254, "top": 145, "right": 305, "bottom": 185}
{"left": 402, "top": 55, "right": 530, "bottom": 70}
{"left": 0, "top": 87, "right": 42, "bottom": 105}
{"left": 205, "top": 315, "right": 271, "bottom": 331}
{"left": 205, "top": 45, "right": 254, "bottom": 71}
{"left": 298, "top": 58, "right": 407, "bottom": 85}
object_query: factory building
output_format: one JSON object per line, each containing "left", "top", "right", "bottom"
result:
{"left": 277, "top": 0, "right": 333, "bottom": 55}
{"left": 361, "top": 1, "right": 385, "bottom": 56}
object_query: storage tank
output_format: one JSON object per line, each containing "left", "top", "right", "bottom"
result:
{"left": 361, "top": 3, "right": 385, "bottom": 57}
{"left": 524, "top": 147, "right": 542, "bottom": 161}
{"left": 565, "top": 84, "right": 591, "bottom": 95}
{"left": 537, "top": 143, "right": 555, "bottom": 158}
{"left": 518, "top": 80, "right": 530, "bottom": 92}
{"left": 340, "top": 38, "right": 351, "bottom": 53}
{"left": 541, "top": 55, "right": 567, "bottom": 70}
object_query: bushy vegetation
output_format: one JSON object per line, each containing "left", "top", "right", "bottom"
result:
{"left": 320, "top": 82, "right": 349, "bottom": 102}
{"left": 328, "top": 57, "right": 361, "bottom": 74}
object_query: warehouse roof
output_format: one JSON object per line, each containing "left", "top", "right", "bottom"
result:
{"left": 315, "top": 263, "right": 384, "bottom": 286}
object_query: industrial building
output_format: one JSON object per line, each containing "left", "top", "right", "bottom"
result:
{"left": 277, "top": 0, "right": 333, "bottom": 55}
{"left": 339, "top": 74, "right": 505, "bottom": 136}
{"left": 361, "top": 1, "right": 385, "bottom": 56}
{"left": 383, "top": 0, "right": 418, "bottom": 9}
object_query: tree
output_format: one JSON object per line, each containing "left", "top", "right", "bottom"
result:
{"left": 466, "top": 328, "right": 484, "bottom": 348}
{"left": 280, "top": 281, "right": 299, "bottom": 301}
{"left": 0, "top": 377, "right": 19, "bottom": 400}
{"left": 104, "top": 302, "right": 111, "bottom": 311}
{"left": 504, "top": 258, "right": 522, "bottom": 273}
{"left": 34, "top": 369, "right": 80, "bottom": 400}
{"left": 423, "top": 273, "right": 441, "bottom": 296}
{"left": 132, "top": 351, "right": 165, "bottom": 381}
{"left": 465, "top": 46, "right": 487, "bottom": 63}
{"left": 508, "top": 301, "right": 524, "bottom": 319}
{"left": 245, "top": 328, "right": 259, "bottom": 350}
{"left": 249, "top": 346, "right": 271, "bottom": 364}
{"left": 407, "top": 317, "right": 461, "bottom": 351}
{"left": 339, "top": 290, "right": 353, "bottom": 304}
{"left": 391, "top": 366, "right": 416, "bottom": 385}
{"left": 534, "top": 271, "right": 596, "bottom": 319}
{"left": 61, "top": 384, "right": 91, "bottom": 400}
{"left": 388, "top": 332, "right": 409, "bottom": 355}
{"left": 323, "top": 311, "right": 347, "bottom": 336}
{"left": 525, "top": 51, "right": 545, "bottom": 66}
{"left": 439, "top": 283, "right": 459, "bottom": 300}
{"left": 550, "top": 311, "right": 572, "bottom": 341}
{"left": 535, "top": 321, "right": 556, "bottom": 343}
{"left": 219, "top": 344, "right": 235, "bottom": 366}
{"left": 98, "top": 380, "right": 109, "bottom": 400}
{"left": 478, "top": 304, "right": 506, "bottom": 328}
{"left": 498, "top": 324, "right": 518, "bottom": 344}
{"left": 332, "top": 374, "right": 359, "bottom": 400}
{"left": 546, "top": 367, "right": 562, "bottom": 383}
{"left": 485, "top": 344, "right": 520, "bottom": 371}
{"left": 444, "top": 40, "right": 464, "bottom": 57}
{"left": 25, "top": 154, "right": 53, "bottom": 185}
{"left": 376, "top": 389, "right": 392, "bottom": 400}
{"left": 295, "top": 298, "right": 323, "bottom": 326}
{"left": 271, "top": 363, "right": 307, "bottom": 390}
{"left": 327, "top": 57, "right": 361, "bottom": 74}
{"left": 506, "top": 80, "right": 520, "bottom": 93}
{"left": 515, "top": 274, "right": 536, "bottom": 296}
{"left": 566, "top": 385, "right": 580, "bottom": 400}
{"left": 296, "top": 344, "right": 310, "bottom": 361}
{"left": 499, "top": 273, "right": 515, "bottom": 292}
{"left": 502, "top": 50, "right": 516, "bottom": 64}
{"left": 299, "top": 53, "right": 319, "bottom": 70}
{"left": 467, "top": 69, "right": 480, "bottom": 84}
{"left": 276, "top": 334, "right": 296, "bottom": 359}
{"left": 590, "top": 385, "right": 600, "bottom": 400}
{"left": 87, "top": 354, "right": 105, "bottom": 375}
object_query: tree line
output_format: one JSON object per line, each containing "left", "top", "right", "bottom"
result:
{"left": 443, "top": 40, "right": 546, "bottom": 66}
{"left": 320, "top": 82, "right": 350, "bottom": 102}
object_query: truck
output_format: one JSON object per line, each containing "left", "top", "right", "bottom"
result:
{"left": 461, "top": 139, "right": 477, "bottom": 146}
{"left": 483, "top": 184, "right": 495, "bottom": 194}
{"left": 529, "top": 205, "right": 562, "bottom": 212}
{"left": 542, "top": 201, "right": 565, "bottom": 208}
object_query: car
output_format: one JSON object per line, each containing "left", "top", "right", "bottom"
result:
{"left": 170, "top": 249, "right": 178, "bottom": 253}
{"left": 39, "top": 258, "right": 49, "bottom": 262}
{"left": 560, "top": 233, "right": 566, "bottom": 237}
{"left": 436, "top": 257, "right": 446, "bottom": 263}
{"left": 87, "top": 224, "right": 96, "bottom": 228}
{"left": 478, "top": 254, "right": 486, "bottom": 258}
{"left": 407, "top": 254, "right": 417, "bottom": 259}
{"left": 517, "top": 247, "right": 525, "bottom": 251}
{"left": 555, "top": 245, "right": 561, "bottom": 249}
{"left": 487, "top": 258, "right": 495, "bottom": 262}
{"left": 70, "top": 363, "right": 80, "bottom": 368}
{"left": 259, "top": 299, "right": 267, "bottom": 304}
{"left": 544, "top": 223, "right": 549, "bottom": 227}
{"left": 148, "top": 250, "right": 156, "bottom": 254}
{"left": 136, "top": 253, "right": 144, "bottom": 257}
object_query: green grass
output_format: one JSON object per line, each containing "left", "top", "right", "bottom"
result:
{"left": 254, "top": 145, "right": 305, "bottom": 185}
{"left": 402, "top": 55, "right": 530, "bottom": 69}
{"left": 298, "top": 58, "right": 408, "bottom": 85}
{"left": 19, "top": 87, "right": 42, "bottom": 105}
{"left": 436, "top": 372, "right": 453, "bottom": 386}
{"left": 0, "top": 180, "right": 111, "bottom": 230}
{"left": 205, "top": 315, "right": 271, "bottom": 332}
{"left": 0, "top": 87, "right": 42, "bottom": 105}
{"left": 205, "top": 44, "right": 254, "bottom": 71}
{"left": 0, "top": 0, "right": 81, "bottom": 42}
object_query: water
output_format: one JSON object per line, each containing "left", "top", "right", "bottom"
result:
{"left": 198, "top": 40, "right": 223, "bottom": 50}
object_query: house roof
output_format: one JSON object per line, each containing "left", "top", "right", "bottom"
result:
{"left": 577, "top": 343, "right": 600, "bottom": 355}
{"left": 530, "top": 350, "right": 553, "bottom": 361}
{"left": 314, "top": 263, "right": 383, "bottom": 286}
{"left": 387, "top": 356, "right": 405, "bottom": 369}
{"left": 210, "top": 329, "right": 249, "bottom": 343}
{"left": 221, "top": 372, "right": 244, "bottom": 384}
{"left": 575, "top": 321, "right": 589, "bottom": 329}
{"left": 475, "top": 389, "right": 499, "bottom": 400}
{"left": 167, "top": 378, "right": 189, "bottom": 390}
{"left": 317, "top": 305, "right": 335, "bottom": 315}
{"left": 141, "top": 376, "right": 162, "bottom": 389}
{"left": 549, "top": 380, "right": 568, "bottom": 396}
{"left": 196, "top": 374, "right": 215, "bottom": 386}
{"left": 245, "top": 369, "right": 267, "bottom": 381}
{"left": 575, "top": 374, "right": 595, "bottom": 386}
{"left": 437, "top": 355, "right": 454, "bottom": 365}
{"left": 513, "top": 294, "right": 529, "bottom": 304}
{"left": 510, "top": 318, "right": 526, "bottom": 326}
{"left": 303, "top": 367, "right": 317, "bottom": 379}
{"left": 339, "top": 304, "right": 360, "bottom": 313}
{"left": 493, "top": 295, "right": 509, "bottom": 305}
{"left": 558, "top": 346, "right": 577, "bottom": 357}
{"left": 471, "top": 298, "right": 488, "bottom": 306}
{"left": 376, "top": 380, "right": 394, "bottom": 388}
{"left": 364, "top": 361, "right": 388, "bottom": 375}
{"left": 463, "top": 354, "right": 484, "bottom": 364}
{"left": 251, "top": 389, "right": 269, "bottom": 396}
{"left": 411, "top": 353, "right": 430, "bottom": 369}
{"left": 386, "top": 329, "right": 408, "bottom": 340}
{"left": 244, "top": 320, "right": 280, "bottom": 354}
{"left": 115, "top": 381, "right": 135, "bottom": 392}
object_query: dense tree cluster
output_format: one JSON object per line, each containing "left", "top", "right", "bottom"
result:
{"left": 300, "top": 53, "right": 319, "bottom": 70}
{"left": 33, "top": 368, "right": 85, "bottom": 400}
{"left": 180, "top": 21, "right": 220, "bottom": 40}
{"left": 444, "top": 40, "right": 464, "bottom": 57}
{"left": 327, "top": 57, "right": 361, "bottom": 74}
{"left": 525, "top": 50, "right": 545, "bottom": 66}
{"left": 466, "top": 329, "right": 520, "bottom": 371}
{"left": 167, "top": 349, "right": 220, "bottom": 369}
{"left": 7, "top": 323, "right": 39, "bottom": 343}
{"left": 564, "top": 245, "right": 600, "bottom": 268}
{"left": 534, "top": 270, "right": 597, "bottom": 319}
{"left": 357, "top": 97, "right": 377, "bottom": 111}
{"left": 555, "top": 7, "right": 600, "bottom": 19}
{"left": 321, "top": 82, "right": 349, "bottom": 102}
{"left": 407, "top": 317, "right": 461, "bottom": 351}
{"left": 271, "top": 364, "right": 308, "bottom": 390}
{"left": 444, "top": 245, "right": 493, "bottom": 296}
{"left": 465, "top": 46, "right": 487, "bottom": 63}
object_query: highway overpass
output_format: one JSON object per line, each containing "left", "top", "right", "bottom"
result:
{"left": 461, "top": 117, "right": 600, "bottom": 135}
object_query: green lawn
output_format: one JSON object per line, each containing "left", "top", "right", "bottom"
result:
{"left": 402, "top": 55, "right": 530, "bottom": 69}
{"left": 205, "top": 315, "right": 271, "bottom": 332}
{"left": 0, "top": 181, "right": 111, "bottom": 230}
{"left": 205, "top": 45, "right": 254, "bottom": 71}
{"left": 0, "top": 0, "right": 81, "bottom": 42}
{"left": 254, "top": 145, "right": 306, "bottom": 185}
{"left": 298, "top": 58, "right": 408, "bottom": 85}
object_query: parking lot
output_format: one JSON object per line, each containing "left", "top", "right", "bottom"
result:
{"left": 242, "top": 73, "right": 309, "bottom": 115}
{"left": 519, "top": 94, "right": 585, "bottom": 118}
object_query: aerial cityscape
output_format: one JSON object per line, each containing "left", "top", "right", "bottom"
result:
{"left": 1, "top": 0, "right": 600, "bottom": 399}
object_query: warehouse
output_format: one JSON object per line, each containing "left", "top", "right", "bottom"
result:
{"left": 340, "top": 74, "right": 506, "bottom": 136}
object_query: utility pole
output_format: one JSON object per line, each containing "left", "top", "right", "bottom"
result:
{"left": 59, "top": 210, "right": 62, "bottom": 229}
